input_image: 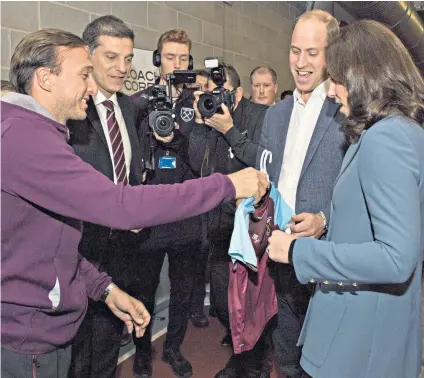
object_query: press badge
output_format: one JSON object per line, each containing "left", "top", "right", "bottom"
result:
{"left": 158, "top": 156, "right": 177, "bottom": 169}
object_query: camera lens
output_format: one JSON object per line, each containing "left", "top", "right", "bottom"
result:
{"left": 203, "top": 98, "right": 215, "bottom": 111}
{"left": 149, "top": 111, "right": 174, "bottom": 137}
{"left": 198, "top": 93, "right": 219, "bottom": 118}
{"left": 155, "top": 115, "right": 172, "bottom": 135}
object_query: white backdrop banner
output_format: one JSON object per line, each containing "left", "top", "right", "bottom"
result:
{"left": 122, "top": 48, "right": 160, "bottom": 95}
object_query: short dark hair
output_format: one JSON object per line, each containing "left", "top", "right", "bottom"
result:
{"left": 194, "top": 69, "right": 209, "bottom": 78}
{"left": 326, "top": 20, "right": 424, "bottom": 143}
{"left": 83, "top": 15, "right": 134, "bottom": 54}
{"left": 250, "top": 66, "right": 277, "bottom": 84}
{"left": 157, "top": 29, "right": 191, "bottom": 53}
{"left": 10, "top": 29, "right": 85, "bottom": 95}
{"left": 280, "top": 90, "right": 293, "bottom": 100}
{"left": 223, "top": 63, "right": 241, "bottom": 89}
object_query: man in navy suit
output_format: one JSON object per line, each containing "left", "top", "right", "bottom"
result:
{"left": 255, "top": 10, "right": 347, "bottom": 378}
{"left": 67, "top": 16, "right": 148, "bottom": 378}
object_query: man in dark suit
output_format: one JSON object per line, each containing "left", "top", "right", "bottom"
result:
{"left": 255, "top": 10, "right": 347, "bottom": 378}
{"left": 67, "top": 16, "right": 146, "bottom": 378}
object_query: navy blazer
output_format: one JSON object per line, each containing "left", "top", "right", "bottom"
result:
{"left": 293, "top": 117, "right": 424, "bottom": 378}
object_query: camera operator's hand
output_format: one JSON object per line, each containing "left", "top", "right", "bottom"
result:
{"left": 204, "top": 103, "right": 234, "bottom": 135}
{"left": 153, "top": 131, "right": 174, "bottom": 144}
{"left": 227, "top": 168, "right": 268, "bottom": 204}
{"left": 193, "top": 91, "right": 204, "bottom": 124}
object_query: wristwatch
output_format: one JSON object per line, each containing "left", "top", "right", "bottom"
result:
{"left": 318, "top": 211, "right": 328, "bottom": 233}
{"left": 101, "top": 282, "right": 118, "bottom": 302}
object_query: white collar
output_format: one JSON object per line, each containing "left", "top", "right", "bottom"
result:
{"left": 93, "top": 91, "right": 118, "bottom": 107}
{"left": 293, "top": 79, "right": 329, "bottom": 105}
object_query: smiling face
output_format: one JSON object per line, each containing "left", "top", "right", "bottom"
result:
{"left": 50, "top": 46, "right": 98, "bottom": 123}
{"left": 289, "top": 18, "right": 328, "bottom": 103}
{"left": 90, "top": 35, "right": 134, "bottom": 98}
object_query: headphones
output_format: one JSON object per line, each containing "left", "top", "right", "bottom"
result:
{"left": 153, "top": 49, "right": 194, "bottom": 70}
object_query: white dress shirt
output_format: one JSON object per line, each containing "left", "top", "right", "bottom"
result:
{"left": 277, "top": 80, "right": 329, "bottom": 211}
{"left": 93, "top": 91, "right": 132, "bottom": 184}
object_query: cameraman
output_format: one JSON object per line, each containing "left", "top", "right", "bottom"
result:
{"left": 131, "top": 30, "right": 196, "bottom": 140}
{"left": 130, "top": 29, "right": 201, "bottom": 378}
{"left": 189, "top": 63, "right": 271, "bottom": 378}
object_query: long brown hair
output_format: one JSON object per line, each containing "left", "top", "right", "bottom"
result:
{"left": 326, "top": 20, "right": 424, "bottom": 143}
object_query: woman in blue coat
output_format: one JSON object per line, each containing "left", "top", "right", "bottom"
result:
{"left": 267, "top": 20, "right": 424, "bottom": 378}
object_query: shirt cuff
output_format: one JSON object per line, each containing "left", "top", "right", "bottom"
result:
{"left": 224, "top": 125, "right": 243, "bottom": 146}
{"left": 288, "top": 239, "right": 297, "bottom": 266}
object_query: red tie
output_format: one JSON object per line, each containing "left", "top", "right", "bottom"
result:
{"left": 103, "top": 100, "right": 128, "bottom": 185}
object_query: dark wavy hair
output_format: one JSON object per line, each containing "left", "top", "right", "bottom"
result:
{"left": 326, "top": 20, "right": 424, "bottom": 144}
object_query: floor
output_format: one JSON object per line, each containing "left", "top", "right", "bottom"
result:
{"left": 117, "top": 315, "right": 280, "bottom": 378}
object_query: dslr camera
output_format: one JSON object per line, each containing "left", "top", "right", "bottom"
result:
{"left": 140, "top": 70, "right": 197, "bottom": 137}
{"left": 198, "top": 57, "right": 235, "bottom": 118}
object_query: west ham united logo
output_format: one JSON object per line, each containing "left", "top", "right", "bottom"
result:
{"left": 181, "top": 107, "right": 194, "bottom": 123}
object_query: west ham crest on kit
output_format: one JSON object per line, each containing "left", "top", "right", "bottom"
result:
{"left": 180, "top": 107, "right": 194, "bottom": 123}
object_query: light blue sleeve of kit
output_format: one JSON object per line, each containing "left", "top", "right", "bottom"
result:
{"left": 228, "top": 196, "right": 257, "bottom": 269}
{"left": 269, "top": 184, "right": 294, "bottom": 230}
{"left": 228, "top": 183, "right": 294, "bottom": 270}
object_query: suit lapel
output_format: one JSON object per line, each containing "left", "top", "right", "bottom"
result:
{"left": 271, "top": 97, "right": 293, "bottom": 184}
{"left": 117, "top": 93, "right": 138, "bottom": 152}
{"left": 333, "top": 131, "right": 366, "bottom": 187}
{"left": 87, "top": 97, "right": 108, "bottom": 149}
{"left": 299, "top": 98, "right": 340, "bottom": 181}
{"left": 117, "top": 93, "right": 142, "bottom": 185}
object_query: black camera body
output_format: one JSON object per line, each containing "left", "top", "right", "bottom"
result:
{"left": 209, "top": 65, "right": 226, "bottom": 87}
{"left": 198, "top": 87, "right": 235, "bottom": 118}
{"left": 198, "top": 57, "right": 235, "bottom": 118}
{"left": 144, "top": 70, "right": 197, "bottom": 137}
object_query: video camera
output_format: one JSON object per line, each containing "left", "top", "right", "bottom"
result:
{"left": 198, "top": 57, "right": 236, "bottom": 118}
{"left": 140, "top": 70, "right": 197, "bottom": 137}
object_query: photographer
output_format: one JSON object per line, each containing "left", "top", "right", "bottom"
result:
{"left": 189, "top": 63, "right": 271, "bottom": 378}
{"left": 190, "top": 69, "right": 209, "bottom": 92}
{"left": 130, "top": 29, "right": 201, "bottom": 378}
{"left": 190, "top": 63, "right": 268, "bottom": 173}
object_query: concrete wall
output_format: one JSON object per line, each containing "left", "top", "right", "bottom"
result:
{"left": 312, "top": 2, "right": 357, "bottom": 24}
{"left": 1, "top": 1, "right": 299, "bottom": 96}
